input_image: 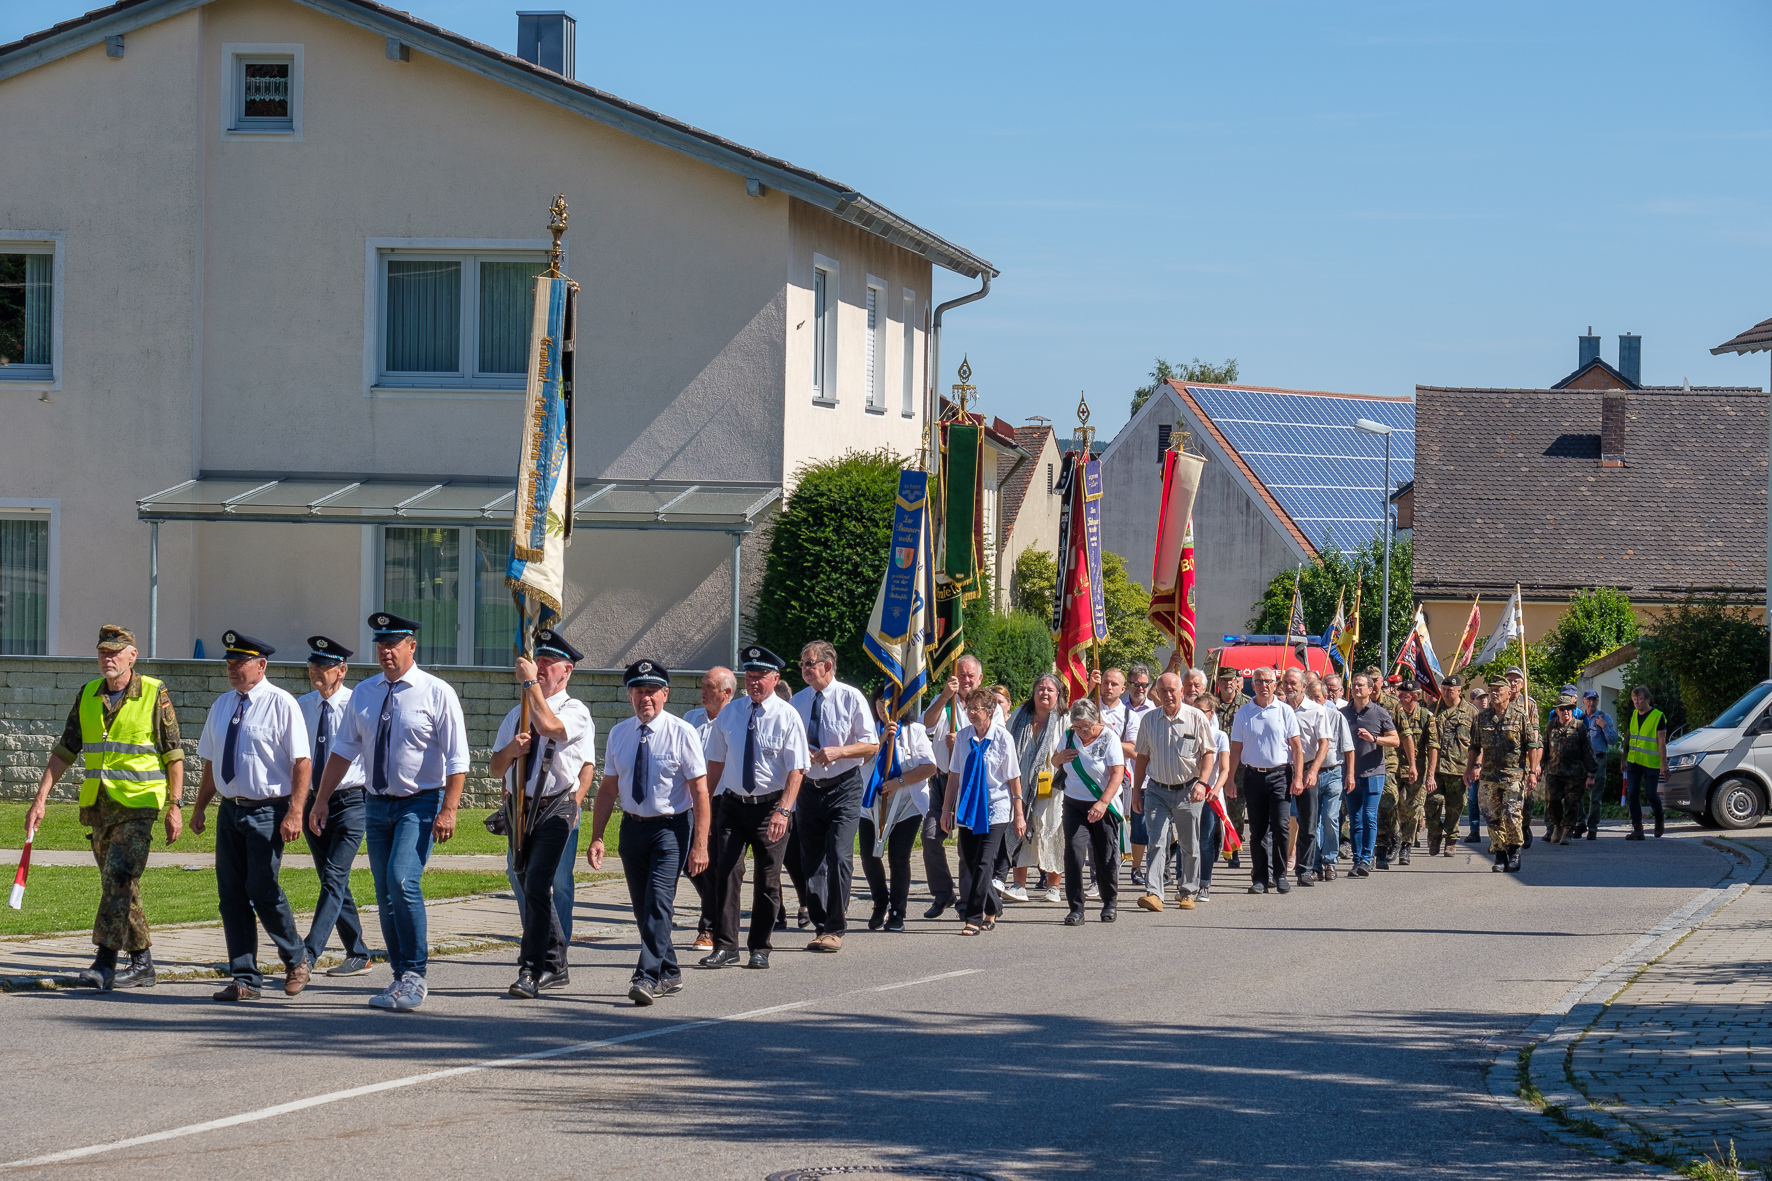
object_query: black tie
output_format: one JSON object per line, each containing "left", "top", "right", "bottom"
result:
{"left": 313, "top": 699, "right": 331, "bottom": 769}
{"left": 372, "top": 683, "right": 395, "bottom": 793}
{"left": 807, "top": 690, "right": 824, "bottom": 749}
{"left": 221, "top": 692, "right": 248, "bottom": 785}
{"left": 633, "top": 724, "right": 651, "bottom": 804}
{"left": 743, "top": 701, "right": 761, "bottom": 794}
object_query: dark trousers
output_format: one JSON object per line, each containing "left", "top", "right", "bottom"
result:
{"left": 956, "top": 822, "right": 1009, "bottom": 924}
{"left": 782, "top": 813, "right": 809, "bottom": 913}
{"left": 686, "top": 794, "right": 722, "bottom": 935}
{"left": 215, "top": 797, "right": 304, "bottom": 989}
{"left": 1241, "top": 765, "right": 1291, "bottom": 887}
{"left": 922, "top": 777, "right": 956, "bottom": 903}
{"left": 797, "top": 767, "right": 864, "bottom": 936}
{"left": 1626, "top": 762, "right": 1665, "bottom": 831}
{"left": 302, "top": 788, "right": 369, "bottom": 963}
{"left": 517, "top": 792, "right": 577, "bottom": 975}
{"left": 712, "top": 792, "right": 788, "bottom": 952}
{"left": 1293, "top": 775, "right": 1321, "bottom": 875}
{"left": 506, "top": 814, "right": 579, "bottom": 945}
{"left": 1062, "top": 796, "right": 1121, "bottom": 912}
{"left": 859, "top": 813, "right": 920, "bottom": 916}
{"left": 621, "top": 812, "right": 688, "bottom": 985}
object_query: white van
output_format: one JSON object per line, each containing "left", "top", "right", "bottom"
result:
{"left": 1662, "top": 680, "right": 1772, "bottom": 829}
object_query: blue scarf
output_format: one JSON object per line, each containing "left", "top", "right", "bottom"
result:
{"left": 863, "top": 730, "right": 902, "bottom": 809}
{"left": 955, "top": 732, "right": 993, "bottom": 833}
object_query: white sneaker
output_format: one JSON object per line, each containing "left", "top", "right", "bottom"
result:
{"left": 990, "top": 878, "right": 1005, "bottom": 895}
{"left": 1085, "top": 884, "right": 1100, "bottom": 900}
{"left": 368, "top": 977, "right": 400, "bottom": 1010}
{"left": 1002, "top": 884, "right": 1029, "bottom": 902}
{"left": 391, "top": 972, "right": 428, "bottom": 1011}
{"left": 1043, "top": 886, "right": 1062, "bottom": 903}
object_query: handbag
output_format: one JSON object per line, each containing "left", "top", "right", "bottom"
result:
{"left": 1035, "top": 769, "right": 1054, "bottom": 798}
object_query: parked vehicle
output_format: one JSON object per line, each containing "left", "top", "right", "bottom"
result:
{"left": 1663, "top": 680, "right": 1772, "bottom": 829}
{"left": 1208, "top": 634, "right": 1336, "bottom": 696}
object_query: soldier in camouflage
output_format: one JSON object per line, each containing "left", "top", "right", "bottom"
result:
{"left": 1543, "top": 693, "right": 1597, "bottom": 846}
{"left": 1465, "top": 675, "right": 1541, "bottom": 873}
{"left": 1383, "top": 682, "right": 1429, "bottom": 865}
{"left": 1422, "top": 674, "right": 1477, "bottom": 856}
{"left": 1211, "top": 666, "right": 1251, "bottom": 865}
{"left": 1367, "top": 668, "right": 1402, "bottom": 867}
{"left": 23, "top": 625, "right": 185, "bottom": 989}
{"left": 1503, "top": 665, "right": 1541, "bottom": 845}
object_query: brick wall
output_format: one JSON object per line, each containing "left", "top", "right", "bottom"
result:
{"left": 0, "top": 657, "right": 703, "bottom": 807}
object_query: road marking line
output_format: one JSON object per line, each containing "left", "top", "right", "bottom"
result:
{"left": 1, "top": 968, "right": 983, "bottom": 1169}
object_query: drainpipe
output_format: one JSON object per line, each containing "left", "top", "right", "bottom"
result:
{"left": 927, "top": 273, "right": 992, "bottom": 485}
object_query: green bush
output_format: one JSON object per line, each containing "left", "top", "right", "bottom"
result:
{"left": 1012, "top": 547, "right": 1057, "bottom": 620}
{"left": 1097, "top": 551, "right": 1164, "bottom": 673}
{"left": 970, "top": 611, "right": 1055, "bottom": 701}
{"left": 1538, "top": 587, "right": 1642, "bottom": 688}
{"left": 751, "top": 449, "right": 905, "bottom": 693}
{"left": 1627, "top": 593, "right": 1768, "bottom": 731}
{"left": 1249, "top": 533, "right": 1412, "bottom": 673}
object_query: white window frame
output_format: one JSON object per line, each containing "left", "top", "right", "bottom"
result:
{"left": 811, "top": 253, "right": 839, "bottom": 405}
{"left": 900, "top": 290, "right": 918, "bottom": 418}
{"left": 864, "top": 275, "right": 887, "bottom": 413}
{"left": 0, "top": 499, "right": 60, "bottom": 656}
{"left": 362, "top": 238, "right": 557, "bottom": 398}
{"left": 0, "top": 234, "right": 63, "bottom": 390}
{"left": 222, "top": 44, "right": 303, "bottom": 140}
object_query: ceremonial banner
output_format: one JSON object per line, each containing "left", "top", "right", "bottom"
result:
{"left": 1395, "top": 632, "right": 1441, "bottom": 702}
{"left": 1414, "top": 607, "right": 1446, "bottom": 680}
{"left": 1148, "top": 447, "right": 1205, "bottom": 664}
{"left": 1472, "top": 587, "right": 1522, "bottom": 668}
{"left": 1082, "top": 461, "right": 1107, "bottom": 642}
{"left": 931, "top": 423, "right": 983, "bottom": 679}
{"left": 1049, "top": 454, "right": 1077, "bottom": 637}
{"left": 1448, "top": 598, "right": 1483, "bottom": 673}
{"left": 1322, "top": 586, "right": 1348, "bottom": 671}
{"left": 1335, "top": 574, "right": 1362, "bottom": 670}
{"left": 1054, "top": 457, "right": 1100, "bottom": 704}
{"left": 506, "top": 275, "right": 577, "bottom": 626}
{"left": 864, "top": 470, "right": 934, "bottom": 810}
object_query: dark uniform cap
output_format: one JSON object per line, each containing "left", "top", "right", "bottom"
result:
{"left": 368, "top": 611, "right": 422, "bottom": 641}
{"left": 535, "top": 628, "right": 584, "bottom": 663}
{"left": 307, "top": 635, "right": 353, "bottom": 665}
{"left": 96, "top": 624, "right": 136, "bottom": 652}
{"left": 738, "top": 645, "right": 786, "bottom": 673}
{"left": 1556, "top": 693, "right": 1580, "bottom": 708}
{"left": 624, "top": 659, "right": 670, "bottom": 688}
{"left": 222, "top": 630, "right": 275, "bottom": 660}
{"left": 1441, "top": 674, "right": 1463, "bottom": 688}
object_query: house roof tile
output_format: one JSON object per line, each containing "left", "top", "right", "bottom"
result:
{"left": 998, "top": 425, "right": 1053, "bottom": 540}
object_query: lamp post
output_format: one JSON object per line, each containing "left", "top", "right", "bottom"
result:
{"left": 1355, "top": 418, "right": 1394, "bottom": 671}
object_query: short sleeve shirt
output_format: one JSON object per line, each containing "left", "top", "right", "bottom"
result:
{"left": 704, "top": 692, "right": 809, "bottom": 797}
{"left": 1230, "top": 699, "right": 1301, "bottom": 769}
{"left": 604, "top": 711, "right": 707, "bottom": 818}
{"left": 493, "top": 691, "right": 595, "bottom": 798}
{"left": 196, "top": 680, "right": 309, "bottom": 800}
{"left": 298, "top": 686, "right": 366, "bottom": 790}
{"left": 952, "top": 721, "right": 1020, "bottom": 825}
{"left": 931, "top": 702, "right": 1005, "bottom": 773}
{"left": 1343, "top": 701, "right": 1396, "bottom": 779}
{"left": 883, "top": 720, "right": 938, "bottom": 815}
{"left": 1134, "top": 704, "right": 1213, "bottom": 786}
{"left": 1296, "top": 698, "right": 1354, "bottom": 767}
{"left": 1062, "top": 724, "right": 1126, "bottom": 804}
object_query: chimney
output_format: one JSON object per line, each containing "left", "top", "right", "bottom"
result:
{"left": 1600, "top": 391, "right": 1627, "bottom": 468}
{"left": 516, "top": 11, "right": 576, "bottom": 79}
{"left": 1618, "top": 333, "right": 1642, "bottom": 386}
{"left": 1579, "top": 327, "right": 1600, "bottom": 369}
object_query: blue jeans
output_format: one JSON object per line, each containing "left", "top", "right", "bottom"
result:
{"left": 303, "top": 788, "right": 370, "bottom": 963}
{"left": 1348, "top": 774, "right": 1384, "bottom": 866}
{"left": 365, "top": 790, "right": 440, "bottom": 979}
{"left": 1315, "top": 767, "right": 1344, "bottom": 870}
{"left": 506, "top": 815, "right": 579, "bottom": 946}
{"left": 1467, "top": 782, "right": 1483, "bottom": 832}
{"left": 1198, "top": 803, "right": 1221, "bottom": 887}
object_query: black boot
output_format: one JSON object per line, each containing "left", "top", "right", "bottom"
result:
{"left": 1492, "top": 849, "right": 1507, "bottom": 873}
{"left": 111, "top": 948, "right": 156, "bottom": 989}
{"left": 1522, "top": 824, "right": 1533, "bottom": 849}
{"left": 1506, "top": 846, "right": 1522, "bottom": 873}
{"left": 1654, "top": 814, "right": 1665, "bottom": 838}
{"left": 1398, "top": 845, "right": 1411, "bottom": 866}
{"left": 82, "top": 948, "right": 118, "bottom": 991}
{"left": 868, "top": 903, "right": 888, "bottom": 931}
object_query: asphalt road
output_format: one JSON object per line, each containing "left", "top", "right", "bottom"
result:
{"left": 0, "top": 822, "right": 1735, "bottom": 1180}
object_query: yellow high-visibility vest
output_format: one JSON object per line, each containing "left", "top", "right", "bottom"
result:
{"left": 1627, "top": 708, "right": 1665, "bottom": 769}
{"left": 77, "top": 676, "right": 169, "bottom": 809}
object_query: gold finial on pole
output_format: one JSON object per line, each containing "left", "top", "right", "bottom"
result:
{"left": 1073, "top": 391, "right": 1096, "bottom": 455}
{"left": 546, "top": 194, "right": 569, "bottom": 277}
{"left": 949, "top": 355, "right": 977, "bottom": 418}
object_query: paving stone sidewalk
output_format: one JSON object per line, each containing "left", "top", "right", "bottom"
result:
{"left": 2, "top": 847, "right": 515, "bottom": 871}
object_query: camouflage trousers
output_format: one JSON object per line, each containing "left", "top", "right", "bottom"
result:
{"left": 1226, "top": 794, "right": 1247, "bottom": 844}
{"left": 1544, "top": 773, "right": 1589, "bottom": 829}
{"left": 1482, "top": 776, "right": 1526, "bottom": 852}
{"left": 1379, "top": 772, "right": 1425, "bottom": 852}
{"left": 1424, "top": 773, "right": 1467, "bottom": 844}
{"left": 88, "top": 810, "right": 155, "bottom": 952}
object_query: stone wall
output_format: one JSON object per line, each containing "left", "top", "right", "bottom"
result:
{"left": 0, "top": 657, "right": 703, "bottom": 807}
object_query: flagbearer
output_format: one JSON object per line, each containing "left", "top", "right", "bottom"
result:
{"left": 313, "top": 611, "right": 470, "bottom": 1011}
{"left": 792, "top": 641, "right": 879, "bottom": 953}
{"left": 297, "top": 636, "right": 373, "bottom": 976}
{"left": 24, "top": 625, "right": 185, "bottom": 991}
{"left": 493, "top": 629, "right": 595, "bottom": 998}
{"left": 191, "top": 631, "right": 312, "bottom": 1001}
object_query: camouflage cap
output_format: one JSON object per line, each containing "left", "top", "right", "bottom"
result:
{"left": 1488, "top": 676, "right": 1511, "bottom": 689}
{"left": 96, "top": 624, "right": 136, "bottom": 652}
{"left": 1556, "top": 692, "right": 1579, "bottom": 708}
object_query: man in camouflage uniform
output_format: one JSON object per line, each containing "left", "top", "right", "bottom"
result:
{"left": 23, "top": 625, "right": 185, "bottom": 989}
{"left": 1543, "top": 693, "right": 1597, "bottom": 845}
{"left": 1503, "top": 665, "right": 1541, "bottom": 845}
{"left": 1422, "top": 674, "right": 1477, "bottom": 857}
{"left": 1383, "top": 682, "right": 1430, "bottom": 865}
{"left": 1465, "top": 675, "right": 1541, "bottom": 873}
{"left": 1368, "top": 669, "right": 1402, "bottom": 868}
{"left": 1212, "top": 666, "right": 1250, "bottom": 866}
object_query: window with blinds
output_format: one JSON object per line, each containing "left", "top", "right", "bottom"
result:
{"left": 1157, "top": 423, "right": 1172, "bottom": 461}
{"left": 0, "top": 249, "right": 53, "bottom": 380}
{"left": 0, "top": 517, "right": 48, "bottom": 655}
{"left": 234, "top": 56, "right": 295, "bottom": 131}
{"left": 378, "top": 253, "right": 548, "bottom": 389}
{"left": 812, "top": 260, "right": 838, "bottom": 402}
{"left": 865, "top": 281, "right": 886, "bottom": 410}
{"left": 382, "top": 527, "right": 460, "bottom": 666}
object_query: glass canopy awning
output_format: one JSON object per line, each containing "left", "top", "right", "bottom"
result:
{"left": 137, "top": 475, "right": 782, "bottom": 532}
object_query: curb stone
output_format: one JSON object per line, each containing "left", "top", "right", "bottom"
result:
{"left": 1484, "top": 836, "right": 1770, "bottom": 1177}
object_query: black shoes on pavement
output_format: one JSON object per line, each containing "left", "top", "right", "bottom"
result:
{"left": 746, "top": 951, "right": 770, "bottom": 969}
{"left": 884, "top": 910, "right": 905, "bottom": 933}
{"left": 81, "top": 948, "right": 118, "bottom": 991}
{"left": 923, "top": 896, "right": 955, "bottom": 919}
{"left": 869, "top": 904, "right": 888, "bottom": 931}
{"left": 509, "top": 970, "right": 539, "bottom": 999}
{"left": 112, "top": 949, "right": 155, "bottom": 989}
{"left": 536, "top": 968, "right": 569, "bottom": 990}
{"left": 697, "top": 949, "right": 740, "bottom": 969}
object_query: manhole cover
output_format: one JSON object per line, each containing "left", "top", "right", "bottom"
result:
{"left": 767, "top": 1170, "right": 1005, "bottom": 1181}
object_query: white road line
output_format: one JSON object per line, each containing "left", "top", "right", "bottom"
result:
{"left": 2, "top": 969, "right": 982, "bottom": 1170}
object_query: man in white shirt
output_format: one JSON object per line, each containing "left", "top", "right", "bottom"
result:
{"left": 1283, "top": 667, "right": 1347, "bottom": 887}
{"left": 699, "top": 645, "right": 808, "bottom": 970}
{"left": 1225, "top": 667, "right": 1304, "bottom": 895}
{"left": 1118, "top": 664, "right": 1157, "bottom": 885}
{"left": 191, "top": 631, "right": 311, "bottom": 1001}
{"left": 683, "top": 666, "right": 734, "bottom": 951}
{"left": 1323, "top": 673, "right": 1349, "bottom": 710}
{"left": 313, "top": 611, "right": 469, "bottom": 1012}
{"left": 491, "top": 629, "right": 595, "bottom": 998}
{"left": 296, "top": 635, "right": 372, "bottom": 977}
{"left": 588, "top": 660, "right": 709, "bottom": 1005}
{"left": 922, "top": 653, "right": 997, "bottom": 916}
{"left": 792, "top": 641, "right": 879, "bottom": 953}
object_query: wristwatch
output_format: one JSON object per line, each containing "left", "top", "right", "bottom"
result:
{"left": 774, "top": 806, "right": 793, "bottom": 817}
{"left": 521, "top": 679, "right": 538, "bottom": 689}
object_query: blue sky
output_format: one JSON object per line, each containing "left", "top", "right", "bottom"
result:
{"left": 6, "top": 0, "right": 1769, "bottom": 438}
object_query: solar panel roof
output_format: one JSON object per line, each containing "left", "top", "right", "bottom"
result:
{"left": 1183, "top": 386, "right": 1415, "bottom": 553}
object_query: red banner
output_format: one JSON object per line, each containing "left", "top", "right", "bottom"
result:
{"left": 1057, "top": 471, "right": 1095, "bottom": 704}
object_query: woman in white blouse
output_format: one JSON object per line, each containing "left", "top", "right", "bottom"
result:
{"left": 861, "top": 688, "right": 938, "bottom": 933}
{"left": 1051, "top": 698, "right": 1126, "bottom": 926}
{"left": 940, "top": 688, "right": 1026, "bottom": 936}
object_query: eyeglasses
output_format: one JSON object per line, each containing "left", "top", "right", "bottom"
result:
{"left": 797, "top": 660, "right": 828, "bottom": 669}
{"left": 1131, "top": 681, "right": 1150, "bottom": 690}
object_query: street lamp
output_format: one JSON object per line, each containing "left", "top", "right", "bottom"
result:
{"left": 1354, "top": 417, "right": 1394, "bottom": 672}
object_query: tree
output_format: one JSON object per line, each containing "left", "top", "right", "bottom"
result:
{"left": 1130, "top": 356, "right": 1240, "bottom": 415}
{"left": 751, "top": 449, "right": 905, "bottom": 693}
{"left": 1095, "top": 551, "right": 1165, "bottom": 674}
{"left": 1537, "top": 587, "right": 1642, "bottom": 688}
{"left": 1247, "top": 534, "right": 1412, "bottom": 674}
{"left": 1011, "top": 546, "right": 1057, "bottom": 620}
{"left": 969, "top": 612, "right": 1055, "bottom": 702}
{"left": 1631, "top": 592, "right": 1769, "bottom": 731}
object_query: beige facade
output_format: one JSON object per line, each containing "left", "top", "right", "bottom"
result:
{"left": 996, "top": 427, "right": 1063, "bottom": 611}
{"left": 0, "top": 0, "right": 990, "bottom": 670}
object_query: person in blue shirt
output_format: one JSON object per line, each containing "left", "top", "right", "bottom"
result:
{"left": 1578, "top": 690, "right": 1618, "bottom": 841}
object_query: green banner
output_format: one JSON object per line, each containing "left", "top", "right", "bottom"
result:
{"left": 943, "top": 424, "right": 981, "bottom": 591}
{"left": 930, "top": 582, "right": 967, "bottom": 683}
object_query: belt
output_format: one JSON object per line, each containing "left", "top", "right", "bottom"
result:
{"left": 1245, "top": 764, "right": 1286, "bottom": 773}
{"left": 219, "top": 794, "right": 288, "bottom": 810}
{"left": 308, "top": 787, "right": 364, "bottom": 805}
{"left": 1150, "top": 778, "right": 1198, "bottom": 792}
{"left": 805, "top": 766, "right": 862, "bottom": 789}
{"left": 726, "top": 790, "right": 785, "bottom": 807}
{"left": 624, "top": 811, "right": 688, "bottom": 825}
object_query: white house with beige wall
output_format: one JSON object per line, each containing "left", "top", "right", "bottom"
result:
{"left": 0, "top": 0, "right": 996, "bottom": 670}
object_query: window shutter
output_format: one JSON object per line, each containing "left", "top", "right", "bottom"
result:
{"left": 1157, "top": 423, "right": 1172, "bottom": 461}
{"left": 864, "top": 286, "right": 879, "bottom": 407}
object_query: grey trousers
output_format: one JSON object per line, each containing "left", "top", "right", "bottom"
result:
{"left": 1140, "top": 782, "right": 1204, "bottom": 898}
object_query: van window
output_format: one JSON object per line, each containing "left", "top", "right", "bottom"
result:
{"left": 1707, "top": 682, "right": 1772, "bottom": 730}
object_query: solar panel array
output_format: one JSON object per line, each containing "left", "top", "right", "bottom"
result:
{"left": 1184, "top": 386, "right": 1415, "bottom": 553}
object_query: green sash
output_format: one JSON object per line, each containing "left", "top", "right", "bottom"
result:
{"left": 1064, "top": 730, "right": 1129, "bottom": 854}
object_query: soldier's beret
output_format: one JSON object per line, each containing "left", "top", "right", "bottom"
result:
{"left": 222, "top": 630, "right": 275, "bottom": 660}
{"left": 96, "top": 624, "right": 136, "bottom": 652}
{"left": 624, "top": 659, "right": 670, "bottom": 688}
{"left": 1441, "top": 674, "right": 1463, "bottom": 688}
{"left": 307, "top": 635, "right": 352, "bottom": 665}
{"left": 368, "top": 612, "right": 422, "bottom": 641}
{"left": 535, "top": 629, "right": 584, "bottom": 663}
{"left": 739, "top": 645, "right": 786, "bottom": 672}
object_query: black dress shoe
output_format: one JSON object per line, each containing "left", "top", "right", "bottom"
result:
{"left": 884, "top": 910, "right": 905, "bottom": 932}
{"left": 508, "top": 971, "right": 539, "bottom": 999}
{"left": 1587, "top": 828, "right": 1598, "bottom": 841}
{"left": 1655, "top": 816, "right": 1665, "bottom": 837}
{"left": 327, "top": 954, "right": 373, "bottom": 977}
{"left": 923, "top": 897, "right": 953, "bottom": 919}
{"left": 1063, "top": 910, "right": 1085, "bottom": 927}
{"left": 112, "top": 949, "right": 156, "bottom": 989}
{"left": 1100, "top": 906, "right": 1117, "bottom": 923}
{"left": 657, "top": 976, "right": 684, "bottom": 997}
{"left": 628, "top": 978, "right": 656, "bottom": 1006}
{"left": 697, "top": 949, "right": 740, "bottom": 969}
{"left": 868, "top": 904, "right": 887, "bottom": 931}
{"left": 535, "top": 968, "right": 570, "bottom": 990}
{"left": 745, "top": 951, "right": 770, "bottom": 969}
{"left": 1626, "top": 830, "right": 1646, "bottom": 841}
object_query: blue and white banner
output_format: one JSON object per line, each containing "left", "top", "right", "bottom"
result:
{"left": 864, "top": 470, "right": 934, "bottom": 709}
{"left": 1082, "top": 460, "right": 1108, "bottom": 642}
{"left": 506, "top": 276, "right": 576, "bottom": 625}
